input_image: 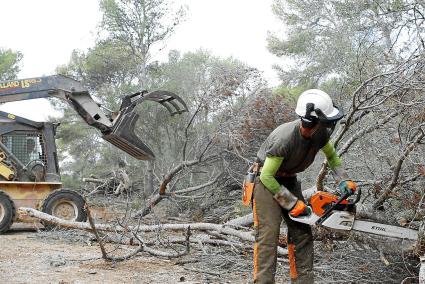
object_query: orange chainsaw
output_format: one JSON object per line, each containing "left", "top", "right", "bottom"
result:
{"left": 289, "top": 188, "right": 418, "bottom": 241}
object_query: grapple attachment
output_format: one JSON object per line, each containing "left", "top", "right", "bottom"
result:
{"left": 102, "top": 111, "right": 155, "bottom": 160}
{"left": 102, "top": 90, "right": 188, "bottom": 160}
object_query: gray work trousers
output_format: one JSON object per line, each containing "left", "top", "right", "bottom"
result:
{"left": 253, "top": 176, "right": 313, "bottom": 284}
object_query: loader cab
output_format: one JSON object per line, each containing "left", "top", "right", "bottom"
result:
{"left": 0, "top": 111, "right": 60, "bottom": 182}
{"left": 1, "top": 132, "right": 45, "bottom": 165}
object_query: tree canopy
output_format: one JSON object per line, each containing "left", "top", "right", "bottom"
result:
{"left": 0, "top": 48, "right": 22, "bottom": 81}
{"left": 268, "top": 0, "right": 425, "bottom": 88}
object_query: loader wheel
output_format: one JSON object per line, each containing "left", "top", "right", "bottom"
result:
{"left": 42, "top": 189, "right": 87, "bottom": 230}
{"left": 0, "top": 191, "right": 15, "bottom": 233}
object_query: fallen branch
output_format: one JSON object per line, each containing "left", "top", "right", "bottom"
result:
{"left": 84, "top": 203, "right": 191, "bottom": 261}
{"left": 24, "top": 206, "right": 414, "bottom": 257}
{"left": 99, "top": 234, "right": 256, "bottom": 253}
{"left": 82, "top": 178, "right": 106, "bottom": 184}
{"left": 225, "top": 213, "right": 253, "bottom": 227}
{"left": 174, "top": 175, "right": 221, "bottom": 195}
{"left": 19, "top": 207, "right": 287, "bottom": 256}
{"left": 86, "top": 203, "right": 108, "bottom": 260}
{"left": 134, "top": 193, "right": 164, "bottom": 218}
{"left": 373, "top": 128, "right": 425, "bottom": 209}
{"left": 20, "top": 207, "right": 240, "bottom": 234}
{"left": 134, "top": 155, "right": 219, "bottom": 218}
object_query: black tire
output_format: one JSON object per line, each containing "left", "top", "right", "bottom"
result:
{"left": 0, "top": 191, "right": 15, "bottom": 234}
{"left": 41, "top": 189, "right": 87, "bottom": 230}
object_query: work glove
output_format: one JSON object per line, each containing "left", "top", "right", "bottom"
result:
{"left": 273, "top": 186, "right": 311, "bottom": 217}
{"left": 338, "top": 180, "right": 357, "bottom": 196}
{"left": 289, "top": 200, "right": 312, "bottom": 218}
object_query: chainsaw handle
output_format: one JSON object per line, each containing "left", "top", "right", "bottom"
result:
{"left": 316, "top": 188, "right": 361, "bottom": 226}
{"left": 350, "top": 188, "right": 361, "bottom": 205}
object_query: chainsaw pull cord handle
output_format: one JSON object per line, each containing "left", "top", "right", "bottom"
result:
{"left": 315, "top": 188, "right": 361, "bottom": 226}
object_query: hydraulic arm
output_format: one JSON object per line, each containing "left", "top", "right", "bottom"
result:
{"left": 0, "top": 75, "right": 187, "bottom": 160}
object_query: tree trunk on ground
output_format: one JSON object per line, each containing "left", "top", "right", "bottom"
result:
{"left": 225, "top": 213, "right": 253, "bottom": 227}
{"left": 21, "top": 206, "right": 422, "bottom": 259}
{"left": 18, "top": 207, "right": 288, "bottom": 256}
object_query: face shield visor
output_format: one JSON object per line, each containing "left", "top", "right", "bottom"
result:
{"left": 314, "top": 106, "right": 344, "bottom": 130}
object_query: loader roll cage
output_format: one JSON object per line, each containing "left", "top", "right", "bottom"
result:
{"left": 0, "top": 75, "right": 187, "bottom": 160}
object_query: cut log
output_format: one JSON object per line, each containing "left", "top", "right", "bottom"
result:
{"left": 225, "top": 213, "right": 253, "bottom": 227}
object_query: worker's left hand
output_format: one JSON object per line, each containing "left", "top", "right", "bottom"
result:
{"left": 338, "top": 180, "right": 357, "bottom": 196}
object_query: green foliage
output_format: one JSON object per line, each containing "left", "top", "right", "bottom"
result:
{"left": 272, "top": 85, "right": 304, "bottom": 104}
{"left": 268, "top": 0, "right": 425, "bottom": 88}
{"left": 100, "top": 0, "right": 186, "bottom": 48}
{"left": 126, "top": 49, "right": 266, "bottom": 179}
{"left": 58, "top": 41, "right": 138, "bottom": 93}
{"left": 99, "top": 0, "right": 187, "bottom": 84}
{"left": 0, "top": 48, "right": 22, "bottom": 81}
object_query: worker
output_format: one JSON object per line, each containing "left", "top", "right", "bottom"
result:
{"left": 252, "top": 89, "right": 357, "bottom": 283}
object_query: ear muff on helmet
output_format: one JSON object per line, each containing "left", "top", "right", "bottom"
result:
{"left": 300, "top": 103, "right": 319, "bottom": 128}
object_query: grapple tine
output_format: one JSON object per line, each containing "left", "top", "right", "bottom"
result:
{"left": 104, "top": 90, "right": 187, "bottom": 160}
{"left": 165, "top": 99, "right": 186, "bottom": 116}
{"left": 159, "top": 101, "right": 174, "bottom": 115}
{"left": 102, "top": 111, "right": 155, "bottom": 160}
{"left": 133, "top": 90, "right": 188, "bottom": 115}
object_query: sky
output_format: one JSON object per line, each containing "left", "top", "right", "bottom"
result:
{"left": 0, "top": 0, "right": 283, "bottom": 121}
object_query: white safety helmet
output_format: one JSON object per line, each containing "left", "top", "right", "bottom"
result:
{"left": 295, "top": 89, "right": 343, "bottom": 121}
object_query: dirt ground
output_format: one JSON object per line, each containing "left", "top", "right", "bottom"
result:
{"left": 0, "top": 225, "right": 213, "bottom": 284}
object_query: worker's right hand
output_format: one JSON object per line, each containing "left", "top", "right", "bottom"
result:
{"left": 273, "top": 186, "right": 312, "bottom": 217}
{"left": 289, "top": 200, "right": 311, "bottom": 218}
{"left": 338, "top": 180, "right": 357, "bottom": 196}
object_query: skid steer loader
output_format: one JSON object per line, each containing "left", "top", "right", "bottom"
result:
{"left": 0, "top": 75, "right": 187, "bottom": 232}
